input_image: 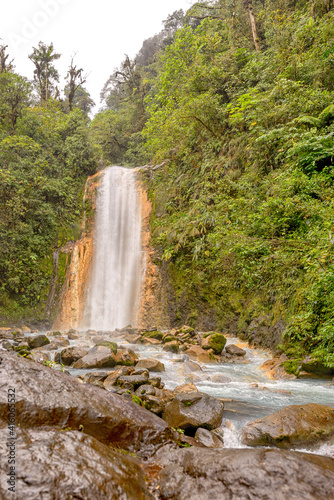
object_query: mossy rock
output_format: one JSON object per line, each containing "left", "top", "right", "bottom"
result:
{"left": 14, "top": 345, "right": 31, "bottom": 352}
{"left": 208, "top": 333, "right": 227, "bottom": 355}
{"left": 163, "top": 335, "right": 177, "bottom": 343}
{"left": 96, "top": 342, "right": 118, "bottom": 354}
{"left": 142, "top": 331, "right": 164, "bottom": 341}
{"left": 178, "top": 326, "right": 195, "bottom": 335}
{"left": 131, "top": 394, "right": 143, "bottom": 406}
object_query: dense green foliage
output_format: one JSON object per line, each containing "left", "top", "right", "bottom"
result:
{"left": 0, "top": 45, "right": 97, "bottom": 324}
{"left": 139, "top": 1, "right": 334, "bottom": 368}
{"left": 95, "top": 1, "right": 334, "bottom": 368}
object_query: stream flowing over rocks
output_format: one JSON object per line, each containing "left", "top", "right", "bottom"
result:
{"left": 1, "top": 325, "right": 334, "bottom": 498}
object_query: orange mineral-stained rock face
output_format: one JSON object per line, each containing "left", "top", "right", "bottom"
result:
{"left": 52, "top": 171, "right": 103, "bottom": 331}
{"left": 136, "top": 177, "right": 170, "bottom": 330}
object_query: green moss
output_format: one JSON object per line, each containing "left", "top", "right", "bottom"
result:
{"left": 163, "top": 335, "right": 177, "bottom": 343}
{"left": 131, "top": 395, "right": 143, "bottom": 406}
{"left": 209, "top": 333, "right": 227, "bottom": 355}
{"left": 142, "top": 330, "right": 164, "bottom": 341}
{"left": 97, "top": 341, "right": 118, "bottom": 354}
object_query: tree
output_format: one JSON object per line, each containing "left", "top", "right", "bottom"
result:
{"left": 0, "top": 73, "right": 31, "bottom": 133}
{"left": 0, "top": 43, "right": 14, "bottom": 73}
{"left": 64, "top": 83, "right": 95, "bottom": 115}
{"left": 28, "top": 42, "right": 61, "bottom": 103}
{"left": 65, "top": 56, "right": 89, "bottom": 112}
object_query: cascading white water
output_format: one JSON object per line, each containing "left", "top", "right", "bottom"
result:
{"left": 81, "top": 166, "right": 142, "bottom": 331}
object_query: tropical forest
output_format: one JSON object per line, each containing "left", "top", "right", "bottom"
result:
{"left": 1, "top": 1, "right": 334, "bottom": 498}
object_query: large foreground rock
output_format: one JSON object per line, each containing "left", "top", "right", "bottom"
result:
{"left": 242, "top": 403, "right": 334, "bottom": 448}
{"left": 0, "top": 351, "right": 175, "bottom": 456}
{"left": 155, "top": 447, "right": 334, "bottom": 500}
{"left": 162, "top": 391, "right": 223, "bottom": 431}
{"left": 0, "top": 428, "right": 150, "bottom": 499}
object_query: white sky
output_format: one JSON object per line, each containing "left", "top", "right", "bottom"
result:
{"left": 1, "top": 0, "right": 195, "bottom": 114}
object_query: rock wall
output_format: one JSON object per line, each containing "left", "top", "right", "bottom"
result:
{"left": 136, "top": 174, "right": 170, "bottom": 330}
{"left": 52, "top": 171, "right": 103, "bottom": 331}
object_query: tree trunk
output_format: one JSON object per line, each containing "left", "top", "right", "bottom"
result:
{"left": 247, "top": 0, "right": 261, "bottom": 52}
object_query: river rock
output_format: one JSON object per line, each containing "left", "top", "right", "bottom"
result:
{"left": 0, "top": 331, "right": 13, "bottom": 339}
{"left": 103, "top": 366, "right": 135, "bottom": 389}
{"left": 0, "top": 427, "right": 149, "bottom": 499}
{"left": 27, "top": 334, "right": 50, "bottom": 349}
{"left": 211, "top": 374, "right": 232, "bottom": 383}
{"left": 0, "top": 350, "right": 175, "bottom": 455}
{"left": 225, "top": 344, "right": 246, "bottom": 356}
{"left": 118, "top": 373, "right": 149, "bottom": 390}
{"left": 85, "top": 372, "right": 110, "bottom": 386}
{"left": 149, "top": 377, "right": 164, "bottom": 389}
{"left": 174, "top": 383, "right": 198, "bottom": 394}
{"left": 156, "top": 447, "right": 334, "bottom": 500}
{"left": 135, "top": 384, "right": 156, "bottom": 397}
{"left": 60, "top": 346, "right": 88, "bottom": 365}
{"left": 72, "top": 345, "right": 116, "bottom": 369}
{"left": 136, "top": 358, "right": 165, "bottom": 372}
{"left": 260, "top": 357, "right": 296, "bottom": 379}
{"left": 163, "top": 340, "right": 180, "bottom": 353}
{"left": 68, "top": 332, "right": 79, "bottom": 340}
{"left": 182, "top": 360, "right": 202, "bottom": 373}
{"left": 242, "top": 403, "right": 334, "bottom": 448}
{"left": 27, "top": 350, "right": 51, "bottom": 363}
{"left": 162, "top": 391, "right": 223, "bottom": 431}
{"left": 114, "top": 348, "right": 138, "bottom": 366}
{"left": 141, "top": 337, "right": 161, "bottom": 345}
{"left": 143, "top": 395, "right": 165, "bottom": 415}
{"left": 194, "top": 427, "right": 224, "bottom": 448}
{"left": 184, "top": 345, "right": 219, "bottom": 363}
{"left": 50, "top": 336, "right": 70, "bottom": 349}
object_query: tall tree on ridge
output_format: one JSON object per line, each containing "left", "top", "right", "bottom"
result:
{"left": 29, "top": 42, "right": 61, "bottom": 104}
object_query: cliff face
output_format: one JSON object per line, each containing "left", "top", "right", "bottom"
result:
{"left": 136, "top": 177, "right": 170, "bottom": 330}
{"left": 52, "top": 171, "right": 103, "bottom": 331}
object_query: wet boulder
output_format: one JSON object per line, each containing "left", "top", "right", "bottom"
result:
{"left": 156, "top": 447, "right": 334, "bottom": 500}
{"left": 114, "top": 348, "right": 138, "bottom": 366}
{"left": 184, "top": 345, "right": 219, "bottom": 363}
{"left": 143, "top": 395, "right": 165, "bottom": 415}
{"left": 135, "top": 384, "right": 156, "bottom": 397}
{"left": 27, "top": 334, "right": 50, "bottom": 349}
{"left": 149, "top": 376, "right": 164, "bottom": 389}
{"left": 136, "top": 358, "right": 165, "bottom": 372}
{"left": 49, "top": 336, "right": 70, "bottom": 349}
{"left": 27, "top": 350, "right": 51, "bottom": 364}
{"left": 210, "top": 374, "right": 232, "bottom": 383}
{"left": 182, "top": 361, "right": 202, "bottom": 373}
{"left": 0, "top": 428, "right": 149, "bottom": 499}
{"left": 96, "top": 341, "right": 118, "bottom": 354}
{"left": 103, "top": 366, "right": 135, "bottom": 390}
{"left": 194, "top": 427, "right": 224, "bottom": 448}
{"left": 225, "top": 344, "right": 246, "bottom": 356}
{"left": 0, "top": 350, "right": 175, "bottom": 455}
{"left": 162, "top": 391, "right": 223, "bottom": 431}
{"left": 242, "top": 403, "right": 334, "bottom": 449}
{"left": 60, "top": 346, "right": 88, "bottom": 366}
{"left": 163, "top": 341, "right": 179, "bottom": 353}
{"left": 72, "top": 345, "right": 116, "bottom": 369}
{"left": 118, "top": 373, "right": 150, "bottom": 390}
{"left": 174, "top": 383, "right": 198, "bottom": 395}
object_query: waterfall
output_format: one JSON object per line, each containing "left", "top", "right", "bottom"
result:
{"left": 81, "top": 166, "right": 142, "bottom": 331}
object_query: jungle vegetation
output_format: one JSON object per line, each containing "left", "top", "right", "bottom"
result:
{"left": 1, "top": 0, "right": 334, "bottom": 369}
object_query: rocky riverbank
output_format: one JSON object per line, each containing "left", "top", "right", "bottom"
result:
{"left": 1, "top": 326, "right": 334, "bottom": 498}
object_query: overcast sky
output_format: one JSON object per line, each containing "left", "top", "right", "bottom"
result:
{"left": 1, "top": 0, "right": 195, "bottom": 113}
